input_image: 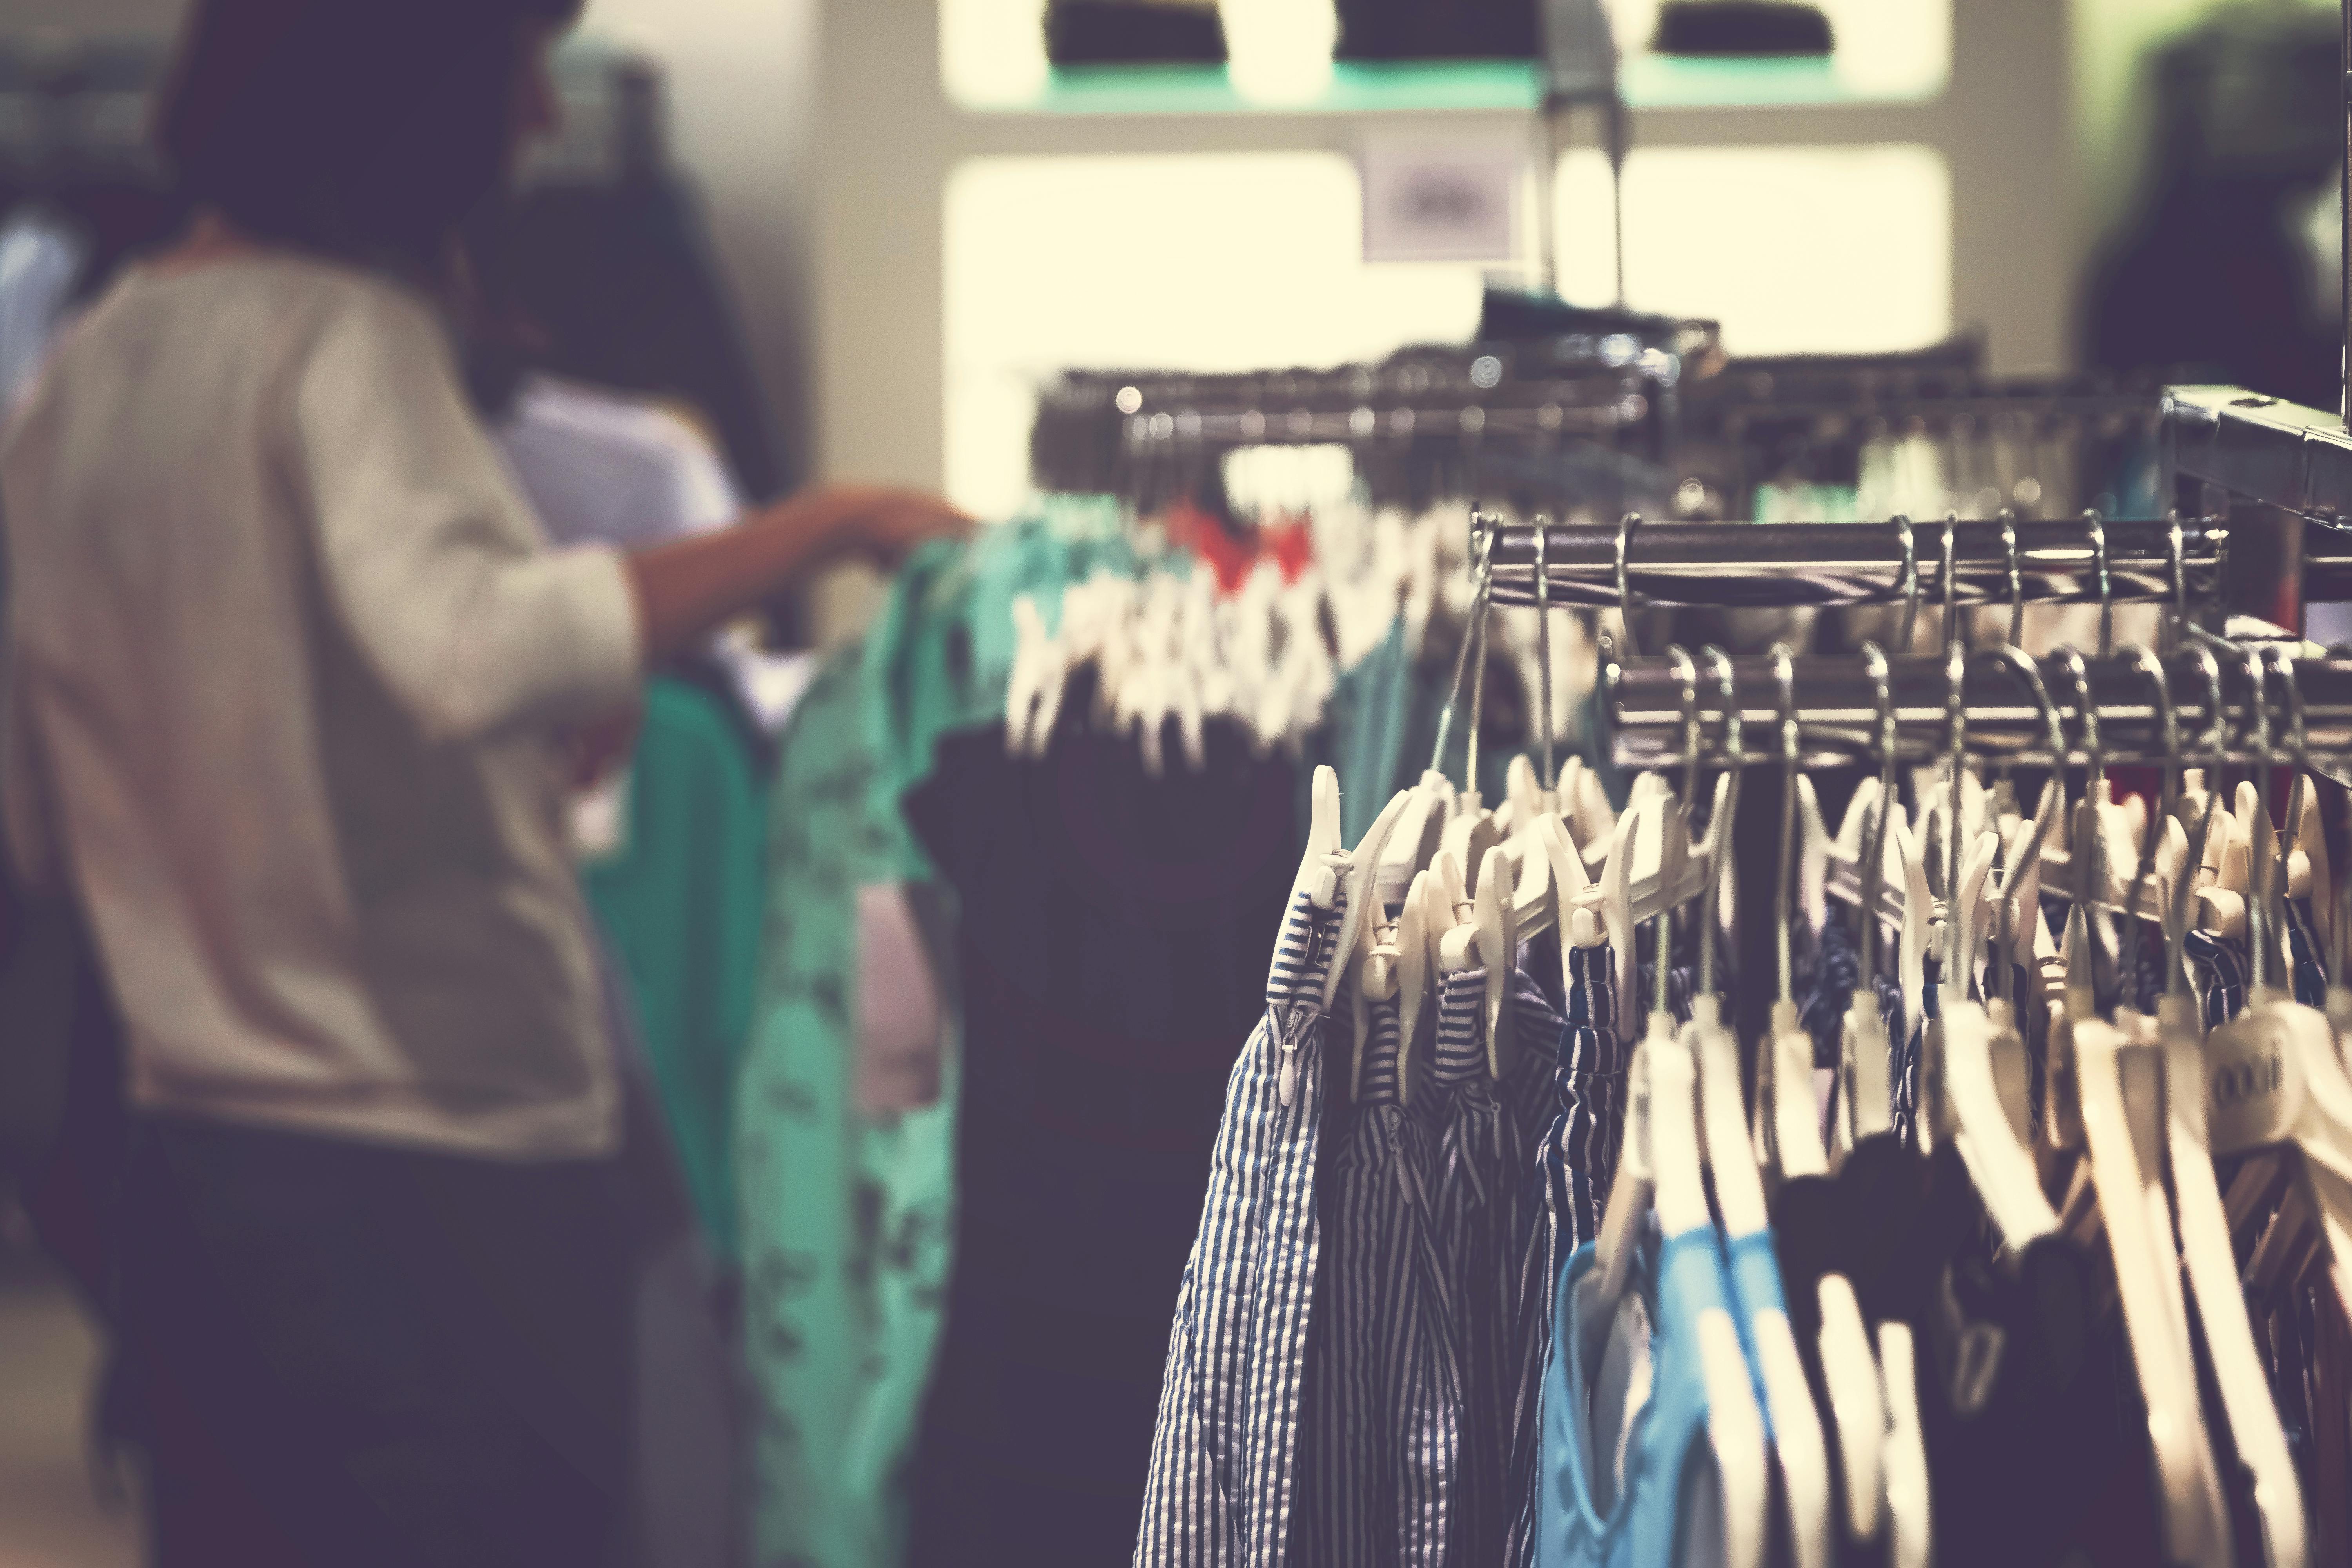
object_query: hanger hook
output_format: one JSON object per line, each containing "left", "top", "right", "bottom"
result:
{"left": 1426, "top": 510, "right": 1497, "bottom": 780}
{"left": 2000, "top": 509, "right": 2024, "bottom": 648}
{"left": 1940, "top": 511, "right": 1959, "bottom": 660}
{"left": 1893, "top": 515, "right": 1920, "bottom": 653}
{"left": 2167, "top": 642, "right": 2227, "bottom": 990}
{"left": 1944, "top": 635, "right": 1967, "bottom": 979}
{"left": 2231, "top": 640, "right": 2273, "bottom": 987}
{"left": 1671, "top": 643, "right": 1703, "bottom": 828}
{"left": 2119, "top": 644, "right": 2173, "bottom": 938}
{"left": 1661, "top": 643, "right": 1700, "bottom": 1018}
{"left": 2053, "top": 646, "right": 2107, "bottom": 991}
{"left": 1971, "top": 644, "right": 2068, "bottom": 1000}
{"left": 1973, "top": 646, "right": 2070, "bottom": 828}
{"left": 1858, "top": 640, "right": 1900, "bottom": 983}
{"left": 1465, "top": 523, "right": 1497, "bottom": 799}
{"left": 1534, "top": 516, "right": 1557, "bottom": 795}
{"left": 2085, "top": 509, "right": 2112, "bottom": 657}
{"left": 2166, "top": 511, "right": 2187, "bottom": 650}
{"left": 1774, "top": 642, "right": 1800, "bottom": 1005}
{"left": 1615, "top": 512, "right": 1643, "bottom": 660}
{"left": 2265, "top": 646, "right": 2310, "bottom": 984}
{"left": 1700, "top": 645, "right": 1743, "bottom": 997}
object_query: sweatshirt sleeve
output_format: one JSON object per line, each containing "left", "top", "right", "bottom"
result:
{"left": 290, "top": 285, "right": 642, "bottom": 745}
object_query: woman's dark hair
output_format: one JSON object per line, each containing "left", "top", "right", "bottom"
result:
{"left": 153, "top": 0, "right": 584, "bottom": 281}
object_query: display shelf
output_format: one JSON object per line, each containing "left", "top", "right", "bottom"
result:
{"left": 953, "top": 53, "right": 1941, "bottom": 117}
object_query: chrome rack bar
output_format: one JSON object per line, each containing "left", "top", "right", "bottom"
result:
{"left": 2167, "top": 386, "right": 2352, "bottom": 524}
{"left": 1478, "top": 515, "right": 2237, "bottom": 610}
{"left": 1605, "top": 650, "right": 2352, "bottom": 771}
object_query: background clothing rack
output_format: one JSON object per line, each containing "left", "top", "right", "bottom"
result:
{"left": 1476, "top": 514, "right": 2236, "bottom": 611}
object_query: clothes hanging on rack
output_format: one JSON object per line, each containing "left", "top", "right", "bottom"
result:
{"left": 907, "top": 669, "right": 1299, "bottom": 1566}
{"left": 1133, "top": 880, "right": 1352, "bottom": 1568}
{"left": 581, "top": 678, "right": 768, "bottom": 1262}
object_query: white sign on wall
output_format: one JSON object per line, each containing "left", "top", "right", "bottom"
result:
{"left": 1359, "top": 138, "right": 1520, "bottom": 264}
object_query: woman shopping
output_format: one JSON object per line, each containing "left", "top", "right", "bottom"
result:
{"left": 0, "top": 0, "right": 963, "bottom": 1561}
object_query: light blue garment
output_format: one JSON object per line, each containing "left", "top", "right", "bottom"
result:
{"left": 0, "top": 209, "right": 83, "bottom": 412}
{"left": 1539, "top": 1227, "right": 1734, "bottom": 1568}
{"left": 1720, "top": 1227, "right": 1787, "bottom": 1440}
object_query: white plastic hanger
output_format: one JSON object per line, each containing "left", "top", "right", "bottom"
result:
{"left": 1593, "top": 752, "right": 1771, "bottom": 1568}
{"left": 1935, "top": 644, "right": 2063, "bottom": 1247}
{"left": 2207, "top": 648, "right": 2352, "bottom": 1331}
{"left": 1289, "top": 766, "right": 1413, "bottom": 1015}
{"left": 1475, "top": 842, "right": 1519, "bottom": 1077}
{"left": 1691, "top": 647, "right": 1831, "bottom": 1568}
{"left": 1352, "top": 880, "right": 1403, "bottom": 1099}
{"left": 1757, "top": 645, "right": 1832, "bottom": 1184}
{"left": 1598, "top": 803, "right": 1642, "bottom": 1047}
{"left": 1004, "top": 593, "right": 1069, "bottom": 758}
{"left": 1876, "top": 1321, "right": 1932, "bottom": 1568}
{"left": 2048, "top": 644, "right": 2232, "bottom": 1568}
{"left": 2143, "top": 643, "right": 2306, "bottom": 1568}
{"left": 1835, "top": 643, "right": 1902, "bottom": 1159}
{"left": 1394, "top": 867, "right": 1436, "bottom": 1105}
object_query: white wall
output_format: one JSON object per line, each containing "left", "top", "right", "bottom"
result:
{"left": 573, "top": 0, "right": 821, "bottom": 492}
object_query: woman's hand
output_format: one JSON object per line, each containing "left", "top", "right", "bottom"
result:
{"left": 624, "top": 484, "right": 971, "bottom": 667}
{"left": 798, "top": 484, "right": 973, "bottom": 565}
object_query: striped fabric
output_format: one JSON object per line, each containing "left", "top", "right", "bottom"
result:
{"left": 1892, "top": 961, "right": 1938, "bottom": 1147}
{"left": 1546, "top": 941, "right": 1627, "bottom": 1260}
{"left": 1422, "top": 965, "right": 1562, "bottom": 1568}
{"left": 1428, "top": 967, "right": 1514, "bottom": 1567}
{"left": 1295, "top": 990, "right": 1461, "bottom": 1568}
{"left": 2185, "top": 928, "right": 2250, "bottom": 1031}
{"left": 2286, "top": 897, "right": 2328, "bottom": 1009}
{"left": 1136, "top": 885, "right": 1350, "bottom": 1568}
{"left": 1495, "top": 970, "right": 1570, "bottom": 1568}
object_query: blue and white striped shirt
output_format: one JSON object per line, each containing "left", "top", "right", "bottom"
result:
{"left": 1135, "top": 886, "right": 1350, "bottom": 1568}
{"left": 1295, "top": 989, "right": 1461, "bottom": 1568}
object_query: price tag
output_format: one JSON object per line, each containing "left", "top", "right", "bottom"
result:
{"left": 1360, "top": 138, "right": 1519, "bottom": 264}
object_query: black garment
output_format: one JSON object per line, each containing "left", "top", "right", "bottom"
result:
{"left": 1772, "top": 1132, "right": 1928, "bottom": 1568}
{"left": 1045, "top": 0, "right": 1227, "bottom": 64}
{"left": 468, "top": 177, "right": 785, "bottom": 500}
{"left": 902, "top": 689, "right": 1300, "bottom": 1568}
{"left": 1775, "top": 1136, "right": 2166, "bottom": 1566}
{"left": 115, "top": 1116, "right": 635, "bottom": 1568}
{"left": 1334, "top": 0, "right": 1538, "bottom": 60}
{"left": 1912, "top": 1149, "right": 2163, "bottom": 1568}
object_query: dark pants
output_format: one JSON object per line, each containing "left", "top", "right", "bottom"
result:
{"left": 115, "top": 1115, "right": 635, "bottom": 1568}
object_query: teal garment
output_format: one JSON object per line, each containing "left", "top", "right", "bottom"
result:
{"left": 737, "top": 646, "right": 958, "bottom": 1568}
{"left": 1324, "top": 617, "right": 1414, "bottom": 848}
{"left": 738, "top": 514, "right": 1114, "bottom": 1568}
{"left": 583, "top": 677, "right": 764, "bottom": 1261}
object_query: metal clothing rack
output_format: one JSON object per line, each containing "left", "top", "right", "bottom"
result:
{"left": 1606, "top": 648, "right": 2352, "bottom": 772}
{"left": 1471, "top": 505, "right": 2322, "bottom": 1046}
{"left": 1475, "top": 514, "right": 2240, "bottom": 612}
